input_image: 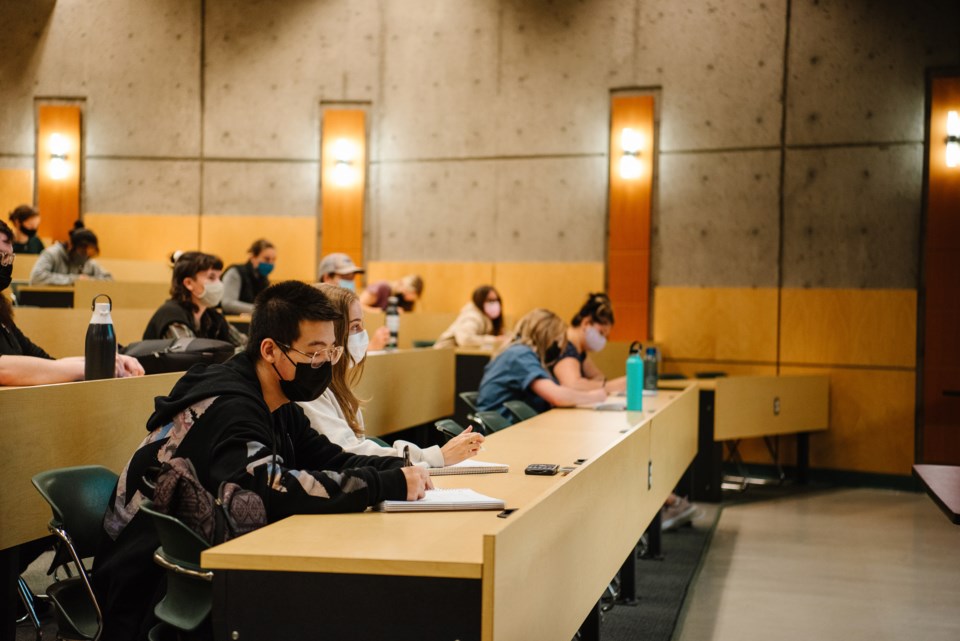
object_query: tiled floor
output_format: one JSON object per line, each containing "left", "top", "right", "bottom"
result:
{"left": 675, "top": 488, "right": 960, "bottom": 641}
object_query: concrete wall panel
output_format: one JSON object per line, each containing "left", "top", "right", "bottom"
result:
{"left": 655, "top": 150, "right": 781, "bottom": 287}
{"left": 378, "top": 1, "right": 499, "bottom": 161}
{"left": 496, "top": 0, "right": 635, "bottom": 156}
{"left": 635, "top": 0, "right": 787, "bottom": 151}
{"left": 203, "top": 161, "right": 318, "bottom": 217}
{"left": 86, "top": 159, "right": 200, "bottom": 215}
{"left": 788, "top": 0, "right": 960, "bottom": 145}
{"left": 205, "top": 0, "right": 380, "bottom": 160}
{"left": 782, "top": 144, "right": 923, "bottom": 289}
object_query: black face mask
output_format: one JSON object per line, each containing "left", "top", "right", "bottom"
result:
{"left": 20, "top": 227, "right": 37, "bottom": 238}
{"left": 544, "top": 341, "right": 562, "bottom": 365}
{"left": 271, "top": 350, "right": 333, "bottom": 403}
{"left": 396, "top": 293, "right": 414, "bottom": 312}
{"left": 0, "top": 263, "right": 11, "bottom": 292}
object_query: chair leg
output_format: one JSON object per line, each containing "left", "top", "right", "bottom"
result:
{"left": 17, "top": 576, "right": 42, "bottom": 640}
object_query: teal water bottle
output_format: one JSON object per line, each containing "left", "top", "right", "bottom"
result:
{"left": 626, "top": 341, "right": 644, "bottom": 411}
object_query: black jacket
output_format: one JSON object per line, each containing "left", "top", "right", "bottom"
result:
{"left": 224, "top": 261, "right": 269, "bottom": 306}
{"left": 93, "top": 353, "right": 406, "bottom": 641}
{"left": 143, "top": 299, "right": 233, "bottom": 343}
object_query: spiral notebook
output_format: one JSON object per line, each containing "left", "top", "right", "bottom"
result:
{"left": 374, "top": 488, "right": 506, "bottom": 512}
{"left": 428, "top": 459, "right": 509, "bottom": 476}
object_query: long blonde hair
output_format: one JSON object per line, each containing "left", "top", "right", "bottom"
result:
{"left": 495, "top": 308, "right": 567, "bottom": 368}
{"left": 314, "top": 283, "right": 366, "bottom": 437}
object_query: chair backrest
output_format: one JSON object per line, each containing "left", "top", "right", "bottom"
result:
{"left": 435, "top": 419, "right": 466, "bottom": 441}
{"left": 31, "top": 465, "right": 119, "bottom": 558}
{"left": 458, "top": 391, "right": 480, "bottom": 411}
{"left": 138, "top": 500, "right": 210, "bottom": 569}
{"left": 503, "top": 400, "right": 538, "bottom": 422}
{"left": 474, "top": 411, "right": 512, "bottom": 433}
{"left": 366, "top": 436, "right": 391, "bottom": 448}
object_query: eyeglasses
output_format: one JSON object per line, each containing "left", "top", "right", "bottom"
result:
{"left": 0, "top": 251, "right": 14, "bottom": 267}
{"left": 276, "top": 341, "right": 343, "bottom": 368}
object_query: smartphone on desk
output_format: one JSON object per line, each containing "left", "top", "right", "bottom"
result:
{"left": 524, "top": 463, "right": 559, "bottom": 476}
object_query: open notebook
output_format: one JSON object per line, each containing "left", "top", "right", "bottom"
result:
{"left": 428, "top": 459, "right": 509, "bottom": 476}
{"left": 374, "top": 488, "right": 506, "bottom": 512}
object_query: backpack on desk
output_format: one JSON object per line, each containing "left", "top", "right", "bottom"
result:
{"left": 121, "top": 337, "right": 234, "bottom": 375}
{"left": 150, "top": 457, "right": 266, "bottom": 545}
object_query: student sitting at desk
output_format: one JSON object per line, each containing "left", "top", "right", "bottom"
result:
{"left": 93, "top": 281, "right": 433, "bottom": 641}
{"left": 476, "top": 308, "right": 606, "bottom": 416}
{"left": 300, "top": 284, "right": 483, "bottom": 466}
{"left": 0, "top": 221, "right": 144, "bottom": 385}
{"left": 433, "top": 284, "right": 507, "bottom": 350}
{"left": 221, "top": 238, "right": 276, "bottom": 314}
{"left": 8, "top": 204, "right": 44, "bottom": 254}
{"left": 143, "top": 251, "right": 247, "bottom": 349}
{"left": 360, "top": 273, "right": 424, "bottom": 312}
{"left": 552, "top": 293, "right": 626, "bottom": 394}
{"left": 29, "top": 220, "right": 112, "bottom": 285}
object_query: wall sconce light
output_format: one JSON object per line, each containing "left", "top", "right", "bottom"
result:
{"left": 946, "top": 111, "right": 960, "bottom": 168}
{"left": 330, "top": 138, "right": 357, "bottom": 187}
{"left": 48, "top": 133, "right": 70, "bottom": 180}
{"left": 619, "top": 127, "right": 643, "bottom": 180}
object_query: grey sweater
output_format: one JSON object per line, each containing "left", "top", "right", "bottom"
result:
{"left": 29, "top": 243, "right": 113, "bottom": 285}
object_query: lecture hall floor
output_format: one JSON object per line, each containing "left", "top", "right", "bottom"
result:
{"left": 675, "top": 488, "right": 960, "bottom": 641}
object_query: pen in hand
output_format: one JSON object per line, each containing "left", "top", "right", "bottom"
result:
{"left": 402, "top": 445, "right": 411, "bottom": 467}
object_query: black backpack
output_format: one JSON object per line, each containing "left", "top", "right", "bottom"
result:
{"left": 121, "top": 337, "right": 235, "bottom": 375}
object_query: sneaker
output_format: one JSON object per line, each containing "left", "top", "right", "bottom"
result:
{"left": 661, "top": 496, "right": 699, "bottom": 531}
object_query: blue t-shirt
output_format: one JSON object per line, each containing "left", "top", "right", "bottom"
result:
{"left": 476, "top": 344, "right": 554, "bottom": 416}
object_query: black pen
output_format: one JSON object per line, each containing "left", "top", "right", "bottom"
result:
{"left": 402, "top": 445, "right": 411, "bottom": 467}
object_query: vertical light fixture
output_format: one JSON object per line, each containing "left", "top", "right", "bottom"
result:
{"left": 330, "top": 138, "right": 358, "bottom": 186}
{"left": 47, "top": 133, "right": 70, "bottom": 180}
{"left": 619, "top": 127, "right": 643, "bottom": 179}
{"left": 945, "top": 110, "right": 960, "bottom": 168}
{"left": 36, "top": 102, "right": 83, "bottom": 243}
{"left": 320, "top": 107, "right": 368, "bottom": 269}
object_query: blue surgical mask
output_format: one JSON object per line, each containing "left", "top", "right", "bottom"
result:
{"left": 339, "top": 278, "right": 356, "bottom": 292}
{"left": 257, "top": 262, "right": 274, "bottom": 277}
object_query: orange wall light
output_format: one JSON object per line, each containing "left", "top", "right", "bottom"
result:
{"left": 320, "top": 109, "right": 367, "bottom": 271}
{"left": 36, "top": 104, "right": 82, "bottom": 243}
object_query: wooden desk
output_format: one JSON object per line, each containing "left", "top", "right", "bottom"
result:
{"left": 355, "top": 348, "right": 455, "bottom": 437}
{"left": 659, "top": 375, "right": 829, "bottom": 501}
{"left": 914, "top": 464, "right": 960, "bottom": 525}
{"left": 0, "top": 373, "right": 182, "bottom": 641}
{"left": 11, "top": 307, "right": 157, "bottom": 358}
{"left": 363, "top": 311, "right": 457, "bottom": 349}
{"left": 202, "top": 386, "right": 698, "bottom": 641}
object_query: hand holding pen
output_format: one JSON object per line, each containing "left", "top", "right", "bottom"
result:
{"left": 399, "top": 445, "right": 434, "bottom": 500}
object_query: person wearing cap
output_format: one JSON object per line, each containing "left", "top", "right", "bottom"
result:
{"left": 221, "top": 238, "right": 277, "bottom": 314}
{"left": 29, "top": 220, "right": 112, "bottom": 285}
{"left": 317, "top": 252, "right": 364, "bottom": 291}
{"left": 359, "top": 274, "right": 424, "bottom": 313}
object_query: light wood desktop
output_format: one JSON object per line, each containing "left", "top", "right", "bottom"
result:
{"left": 10, "top": 307, "right": 157, "bottom": 358}
{"left": 14, "top": 280, "right": 170, "bottom": 310}
{"left": 202, "top": 386, "right": 699, "bottom": 641}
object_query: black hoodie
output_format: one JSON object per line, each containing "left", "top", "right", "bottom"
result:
{"left": 93, "top": 352, "right": 406, "bottom": 641}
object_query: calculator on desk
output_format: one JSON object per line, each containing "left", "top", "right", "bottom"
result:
{"left": 524, "top": 463, "right": 559, "bottom": 476}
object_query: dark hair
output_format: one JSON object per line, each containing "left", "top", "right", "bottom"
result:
{"left": 170, "top": 251, "right": 224, "bottom": 309}
{"left": 571, "top": 292, "right": 615, "bottom": 328}
{"left": 246, "top": 281, "right": 342, "bottom": 361}
{"left": 67, "top": 220, "right": 99, "bottom": 253}
{"left": 9, "top": 205, "right": 39, "bottom": 226}
{"left": 0, "top": 220, "right": 14, "bottom": 327}
{"left": 471, "top": 285, "right": 503, "bottom": 335}
{"left": 248, "top": 238, "right": 274, "bottom": 256}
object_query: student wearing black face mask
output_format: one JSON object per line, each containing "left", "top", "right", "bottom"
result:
{"left": 8, "top": 204, "right": 44, "bottom": 254}
{"left": 93, "top": 280, "right": 431, "bottom": 641}
{"left": 476, "top": 308, "right": 606, "bottom": 419}
{"left": 29, "top": 219, "right": 112, "bottom": 284}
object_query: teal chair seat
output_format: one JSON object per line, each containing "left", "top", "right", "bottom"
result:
{"left": 435, "top": 419, "right": 467, "bottom": 441}
{"left": 503, "top": 400, "right": 538, "bottom": 423}
{"left": 473, "top": 411, "right": 512, "bottom": 433}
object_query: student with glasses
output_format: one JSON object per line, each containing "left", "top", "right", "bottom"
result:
{"left": 94, "top": 280, "right": 432, "bottom": 641}
{"left": 300, "top": 283, "right": 484, "bottom": 467}
{"left": 0, "top": 220, "right": 144, "bottom": 385}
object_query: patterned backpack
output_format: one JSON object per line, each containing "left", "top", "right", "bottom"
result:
{"left": 151, "top": 457, "right": 267, "bottom": 544}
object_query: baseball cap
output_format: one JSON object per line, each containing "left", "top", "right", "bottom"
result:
{"left": 318, "top": 253, "right": 364, "bottom": 277}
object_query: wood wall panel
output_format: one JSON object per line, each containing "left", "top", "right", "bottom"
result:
{"left": 85, "top": 213, "right": 200, "bottom": 262}
{"left": 200, "top": 215, "right": 316, "bottom": 282}
{"left": 607, "top": 94, "right": 655, "bottom": 341}
{"left": 493, "top": 262, "right": 604, "bottom": 324}
{"left": 320, "top": 109, "right": 366, "bottom": 264}
{"left": 0, "top": 169, "right": 33, "bottom": 217}
{"left": 780, "top": 288, "right": 916, "bottom": 368}
{"left": 653, "top": 287, "right": 778, "bottom": 363}
{"left": 36, "top": 104, "right": 82, "bottom": 244}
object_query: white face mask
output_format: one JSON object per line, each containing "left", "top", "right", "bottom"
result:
{"left": 483, "top": 300, "right": 501, "bottom": 319}
{"left": 197, "top": 280, "right": 224, "bottom": 308}
{"left": 584, "top": 325, "right": 607, "bottom": 353}
{"left": 347, "top": 329, "right": 369, "bottom": 365}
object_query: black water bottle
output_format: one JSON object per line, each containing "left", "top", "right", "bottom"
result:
{"left": 84, "top": 294, "right": 116, "bottom": 380}
{"left": 385, "top": 295, "right": 400, "bottom": 350}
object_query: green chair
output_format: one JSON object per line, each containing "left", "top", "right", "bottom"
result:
{"left": 503, "top": 400, "right": 538, "bottom": 423}
{"left": 474, "top": 411, "right": 512, "bottom": 433}
{"left": 435, "top": 419, "right": 467, "bottom": 442}
{"left": 458, "top": 391, "right": 480, "bottom": 412}
{"left": 139, "top": 500, "right": 213, "bottom": 639}
{"left": 31, "top": 465, "right": 120, "bottom": 641}
{"left": 412, "top": 340, "right": 436, "bottom": 348}
{"left": 367, "top": 436, "right": 391, "bottom": 447}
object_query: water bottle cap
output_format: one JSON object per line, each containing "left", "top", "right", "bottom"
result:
{"left": 91, "top": 293, "right": 113, "bottom": 311}
{"left": 94, "top": 302, "right": 111, "bottom": 313}
{"left": 629, "top": 341, "right": 643, "bottom": 355}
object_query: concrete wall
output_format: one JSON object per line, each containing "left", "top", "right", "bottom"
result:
{"left": 2, "top": 0, "right": 959, "bottom": 475}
